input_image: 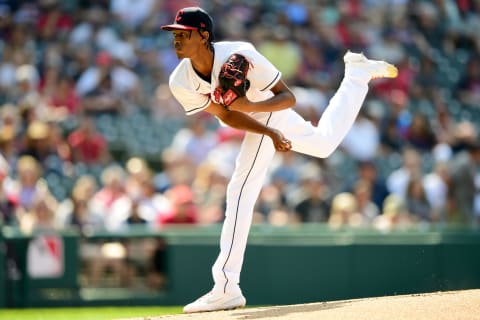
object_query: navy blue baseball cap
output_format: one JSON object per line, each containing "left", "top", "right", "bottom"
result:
{"left": 161, "top": 7, "right": 213, "bottom": 34}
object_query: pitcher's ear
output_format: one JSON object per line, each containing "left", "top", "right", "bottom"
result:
{"left": 201, "top": 30, "right": 210, "bottom": 41}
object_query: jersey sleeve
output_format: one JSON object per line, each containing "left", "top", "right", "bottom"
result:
{"left": 169, "top": 75, "right": 210, "bottom": 116}
{"left": 237, "top": 45, "right": 282, "bottom": 92}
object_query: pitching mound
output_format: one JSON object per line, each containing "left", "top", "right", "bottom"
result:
{"left": 122, "top": 289, "right": 480, "bottom": 320}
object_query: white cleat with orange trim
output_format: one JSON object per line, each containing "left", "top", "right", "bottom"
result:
{"left": 344, "top": 50, "right": 398, "bottom": 80}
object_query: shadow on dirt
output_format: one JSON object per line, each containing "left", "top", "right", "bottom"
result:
{"left": 232, "top": 301, "right": 347, "bottom": 319}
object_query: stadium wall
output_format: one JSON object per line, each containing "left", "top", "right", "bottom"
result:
{"left": 1, "top": 225, "right": 480, "bottom": 307}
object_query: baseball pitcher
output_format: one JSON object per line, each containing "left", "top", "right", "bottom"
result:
{"left": 161, "top": 7, "right": 397, "bottom": 313}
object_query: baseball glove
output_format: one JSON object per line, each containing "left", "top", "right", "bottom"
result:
{"left": 217, "top": 53, "right": 250, "bottom": 107}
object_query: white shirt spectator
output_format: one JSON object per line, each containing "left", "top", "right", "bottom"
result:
{"left": 387, "top": 168, "right": 411, "bottom": 200}
{"left": 0, "top": 62, "right": 17, "bottom": 89}
{"left": 169, "top": 126, "right": 218, "bottom": 166}
{"left": 110, "top": 0, "right": 155, "bottom": 29}
{"left": 423, "top": 163, "right": 448, "bottom": 213}
{"left": 387, "top": 149, "right": 422, "bottom": 199}
{"left": 69, "top": 23, "right": 118, "bottom": 52}
{"left": 76, "top": 66, "right": 139, "bottom": 97}
{"left": 341, "top": 115, "right": 380, "bottom": 161}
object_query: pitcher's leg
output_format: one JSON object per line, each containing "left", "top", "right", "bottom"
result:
{"left": 212, "top": 122, "right": 277, "bottom": 294}
{"left": 276, "top": 52, "right": 397, "bottom": 158}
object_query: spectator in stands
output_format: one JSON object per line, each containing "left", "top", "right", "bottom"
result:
{"left": 67, "top": 116, "right": 110, "bottom": 166}
{"left": 124, "top": 157, "right": 172, "bottom": 225}
{"left": 295, "top": 37, "right": 330, "bottom": 89}
{"left": 0, "top": 104, "right": 20, "bottom": 133}
{"left": 405, "top": 112, "right": 437, "bottom": 151}
{"left": 43, "top": 74, "right": 80, "bottom": 118}
{"left": 451, "top": 120, "right": 478, "bottom": 153}
{"left": 81, "top": 71, "right": 123, "bottom": 115}
{"left": 348, "top": 160, "right": 389, "bottom": 210}
{"left": 293, "top": 168, "right": 330, "bottom": 223}
{"left": 17, "top": 194, "right": 58, "bottom": 234}
{"left": 18, "top": 122, "right": 70, "bottom": 194}
{"left": 36, "top": 0, "right": 73, "bottom": 41}
{"left": 66, "top": 46, "right": 93, "bottom": 83}
{"left": 328, "top": 192, "right": 362, "bottom": 229}
{"left": 411, "top": 55, "right": 440, "bottom": 100}
{"left": 158, "top": 184, "right": 198, "bottom": 225}
{"left": 405, "top": 175, "right": 432, "bottom": 222}
{"left": 20, "top": 120, "right": 51, "bottom": 162}
{"left": 410, "top": 2, "right": 445, "bottom": 51}
{"left": 8, "top": 155, "right": 50, "bottom": 212}
{"left": 168, "top": 115, "right": 218, "bottom": 167}
{"left": 59, "top": 175, "right": 101, "bottom": 232}
{"left": 269, "top": 152, "right": 304, "bottom": 193}
{"left": 447, "top": 139, "right": 480, "bottom": 225}
{"left": 13, "top": 64, "right": 46, "bottom": 115}
{"left": 192, "top": 162, "right": 229, "bottom": 224}
{"left": 387, "top": 148, "right": 422, "bottom": 200}
{"left": 380, "top": 116, "right": 406, "bottom": 153}
{"left": 352, "top": 179, "right": 380, "bottom": 224}
{"left": 341, "top": 109, "right": 380, "bottom": 161}
{"left": 379, "top": 90, "right": 410, "bottom": 152}
{"left": 202, "top": 126, "right": 245, "bottom": 181}
{"left": 155, "top": 148, "right": 196, "bottom": 193}
{"left": 68, "top": 6, "right": 117, "bottom": 58}
{"left": 90, "top": 164, "right": 131, "bottom": 231}
{"left": 124, "top": 199, "right": 147, "bottom": 225}
{"left": 367, "top": 28, "right": 406, "bottom": 65}
{"left": 76, "top": 50, "right": 140, "bottom": 104}
{"left": 456, "top": 54, "right": 480, "bottom": 107}
{"left": 47, "top": 122, "right": 72, "bottom": 164}
{"left": 0, "top": 154, "right": 15, "bottom": 225}
{"left": 1, "top": 24, "right": 36, "bottom": 76}
{"left": 110, "top": 0, "right": 156, "bottom": 31}
{"left": 423, "top": 160, "right": 449, "bottom": 223}
{"left": 124, "top": 157, "right": 151, "bottom": 200}
{"left": 257, "top": 26, "right": 302, "bottom": 83}
{"left": 431, "top": 101, "right": 457, "bottom": 146}
{"left": 151, "top": 83, "right": 186, "bottom": 120}
{"left": 255, "top": 183, "right": 290, "bottom": 225}
{"left": 0, "top": 122, "right": 18, "bottom": 169}
{"left": 373, "top": 194, "right": 417, "bottom": 232}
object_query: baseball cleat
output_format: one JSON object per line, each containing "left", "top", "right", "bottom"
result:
{"left": 183, "top": 290, "right": 246, "bottom": 313}
{"left": 344, "top": 51, "right": 398, "bottom": 79}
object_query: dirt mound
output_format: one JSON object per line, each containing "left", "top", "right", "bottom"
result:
{"left": 121, "top": 289, "right": 480, "bottom": 320}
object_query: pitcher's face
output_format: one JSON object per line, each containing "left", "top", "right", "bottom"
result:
{"left": 172, "top": 30, "right": 203, "bottom": 59}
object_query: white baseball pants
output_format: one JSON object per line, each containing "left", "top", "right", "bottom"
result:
{"left": 211, "top": 67, "right": 371, "bottom": 295}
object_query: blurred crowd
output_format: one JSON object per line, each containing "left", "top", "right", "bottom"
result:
{"left": 1, "top": 0, "right": 480, "bottom": 237}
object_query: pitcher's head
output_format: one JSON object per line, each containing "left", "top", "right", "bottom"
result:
{"left": 161, "top": 7, "right": 214, "bottom": 57}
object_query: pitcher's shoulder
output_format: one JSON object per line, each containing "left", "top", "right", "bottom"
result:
{"left": 169, "top": 59, "right": 192, "bottom": 85}
{"left": 214, "top": 41, "right": 256, "bottom": 53}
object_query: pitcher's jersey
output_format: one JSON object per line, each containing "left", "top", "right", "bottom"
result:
{"left": 169, "top": 41, "right": 281, "bottom": 115}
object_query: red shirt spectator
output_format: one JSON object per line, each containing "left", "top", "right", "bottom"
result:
{"left": 67, "top": 118, "right": 109, "bottom": 165}
{"left": 158, "top": 185, "right": 198, "bottom": 225}
{"left": 48, "top": 77, "right": 80, "bottom": 114}
{"left": 36, "top": 2, "right": 73, "bottom": 40}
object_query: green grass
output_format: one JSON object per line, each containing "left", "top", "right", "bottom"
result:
{"left": 0, "top": 306, "right": 183, "bottom": 320}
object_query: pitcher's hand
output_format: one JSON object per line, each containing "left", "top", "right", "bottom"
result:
{"left": 268, "top": 128, "right": 292, "bottom": 152}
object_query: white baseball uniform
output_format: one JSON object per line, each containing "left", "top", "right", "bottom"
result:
{"left": 169, "top": 41, "right": 370, "bottom": 295}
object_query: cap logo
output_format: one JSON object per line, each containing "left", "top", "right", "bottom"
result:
{"left": 176, "top": 10, "right": 184, "bottom": 21}
{"left": 200, "top": 22, "right": 205, "bottom": 28}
